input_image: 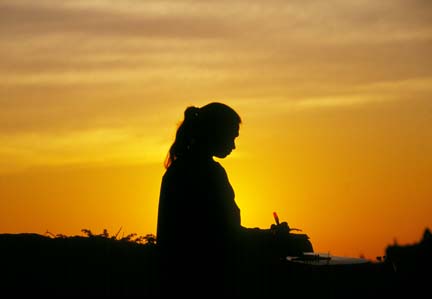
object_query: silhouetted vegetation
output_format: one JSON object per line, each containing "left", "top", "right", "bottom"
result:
{"left": 384, "top": 228, "right": 432, "bottom": 297}
{"left": 0, "top": 228, "right": 430, "bottom": 298}
{"left": 0, "top": 229, "right": 158, "bottom": 298}
{"left": 78, "top": 228, "right": 157, "bottom": 245}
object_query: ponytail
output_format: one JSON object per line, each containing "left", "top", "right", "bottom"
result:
{"left": 164, "top": 106, "right": 200, "bottom": 168}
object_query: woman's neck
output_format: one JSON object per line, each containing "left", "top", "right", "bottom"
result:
{"left": 186, "top": 146, "right": 213, "bottom": 162}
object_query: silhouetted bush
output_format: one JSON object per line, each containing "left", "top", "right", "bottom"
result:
{"left": 0, "top": 230, "right": 158, "bottom": 298}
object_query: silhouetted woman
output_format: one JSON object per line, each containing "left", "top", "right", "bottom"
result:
{"left": 156, "top": 102, "right": 246, "bottom": 296}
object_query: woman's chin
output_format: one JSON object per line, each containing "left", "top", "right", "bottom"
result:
{"left": 214, "top": 150, "right": 232, "bottom": 159}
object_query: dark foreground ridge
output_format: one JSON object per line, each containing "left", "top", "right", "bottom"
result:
{"left": 0, "top": 228, "right": 430, "bottom": 298}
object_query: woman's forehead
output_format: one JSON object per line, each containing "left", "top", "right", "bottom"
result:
{"left": 214, "top": 125, "right": 238, "bottom": 136}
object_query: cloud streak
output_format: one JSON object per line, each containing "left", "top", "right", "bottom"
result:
{"left": 0, "top": 2, "right": 237, "bottom": 39}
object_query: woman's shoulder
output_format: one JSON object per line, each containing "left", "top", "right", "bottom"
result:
{"left": 164, "top": 157, "right": 227, "bottom": 175}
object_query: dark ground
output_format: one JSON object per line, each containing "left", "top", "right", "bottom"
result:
{"left": 0, "top": 229, "right": 430, "bottom": 298}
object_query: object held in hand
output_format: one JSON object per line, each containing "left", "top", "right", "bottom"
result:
{"left": 273, "top": 211, "right": 280, "bottom": 225}
{"left": 272, "top": 211, "right": 302, "bottom": 233}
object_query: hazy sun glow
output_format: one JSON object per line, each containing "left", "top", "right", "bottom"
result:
{"left": 1, "top": 0, "right": 431, "bottom": 260}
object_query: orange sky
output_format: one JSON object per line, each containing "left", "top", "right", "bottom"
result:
{"left": 1, "top": 0, "right": 431, "bottom": 260}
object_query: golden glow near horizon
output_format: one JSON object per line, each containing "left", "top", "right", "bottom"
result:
{"left": 1, "top": 0, "right": 431, "bottom": 259}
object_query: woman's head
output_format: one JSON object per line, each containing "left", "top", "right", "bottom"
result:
{"left": 165, "top": 102, "right": 241, "bottom": 168}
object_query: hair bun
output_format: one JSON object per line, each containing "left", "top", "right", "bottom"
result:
{"left": 184, "top": 106, "right": 200, "bottom": 120}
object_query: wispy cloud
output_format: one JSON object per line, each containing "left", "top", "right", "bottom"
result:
{"left": 0, "top": 128, "right": 169, "bottom": 172}
{"left": 296, "top": 77, "right": 432, "bottom": 109}
{"left": 2, "top": 0, "right": 431, "bottom": 42}
{"left": 294, "top": 96, "right": 383, "bottom": 109}
{"left": 0, "top": 1, "right": 236, "bottom": 39}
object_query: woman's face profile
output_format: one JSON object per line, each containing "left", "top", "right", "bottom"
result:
{"left": 212, "top": 125, "right": 239, "bottom": 158}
